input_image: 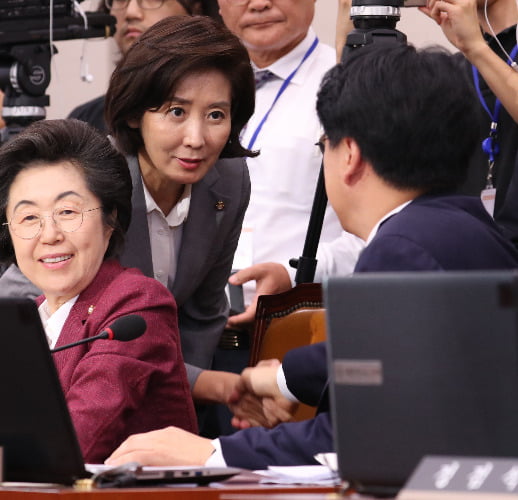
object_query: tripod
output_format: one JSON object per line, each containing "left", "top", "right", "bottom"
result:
{"left": 0, "top": 43, "right": 54, "bottom": 143}
{"left": 291, "top": 1, "right": 407, "bottom": 284}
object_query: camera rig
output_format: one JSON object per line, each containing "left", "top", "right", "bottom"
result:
{"left": 342, "top": 0, "right": 407, "bottom": 59}
{"left": 0, "top": 0, "right": 115, "bottom": 141}
{"left": 293, "top": 0, "right": 408, "bottom": 283}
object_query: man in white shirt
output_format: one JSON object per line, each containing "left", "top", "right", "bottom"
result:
{"left": 218, "top": 0, "right": 363, "bottom": 329}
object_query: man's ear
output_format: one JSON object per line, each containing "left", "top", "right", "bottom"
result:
{"left": 127, "top": 118, "right": 139, "bottom": 129}
{"left": 342, "top": 137, "right": 366, "bottom": 186}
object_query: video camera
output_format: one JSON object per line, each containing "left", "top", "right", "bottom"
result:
{"left": 342, "top": 0, "right": 409, "bottom": 60}
{"left": 0, "top": 0, "right": 116, "bottom": 140}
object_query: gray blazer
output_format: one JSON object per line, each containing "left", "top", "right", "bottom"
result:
{"left": 0, "top": 154, "right": 250, "bottom": 387}
{"left": 121, "top": 155, "right": 250, "bottom": 384}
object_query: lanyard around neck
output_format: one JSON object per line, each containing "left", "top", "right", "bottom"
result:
{"left": 471, "top": 44, "right": 518, "bottom": 175}
{"left": 246, "top": 37, "right": 319, "bottom": 151}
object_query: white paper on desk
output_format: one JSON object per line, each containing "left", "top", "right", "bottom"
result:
{"left": 314, "top": 452, "right": 338, "bottom": 471}
{"left": 254, "top": 465, "right": 339, "bottom": 485}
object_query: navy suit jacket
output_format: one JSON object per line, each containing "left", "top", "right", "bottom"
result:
{"left": 219, "top": 194, "right": 518, "bottom": 468}
{"left": 355, "top": 194, "right": 518, "bottom": 272}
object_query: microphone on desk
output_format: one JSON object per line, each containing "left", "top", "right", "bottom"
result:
{"left": 50, "top": 314, "right": 147, "bottom": 353}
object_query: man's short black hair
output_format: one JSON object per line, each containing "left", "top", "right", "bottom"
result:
{"left": 317, "top": 43, "right": 479, "bottom": 193}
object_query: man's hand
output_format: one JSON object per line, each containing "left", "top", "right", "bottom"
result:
{"left": 228, "top": 360, "right": 298, "bottom": 429}
{"left": 105, "top": 427, "right": 214, "bottom": 466}
{"left": 226, "top": 262, "right": 292, "bottom": 328}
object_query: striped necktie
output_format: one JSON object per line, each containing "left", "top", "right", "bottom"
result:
{"left": 254, "top": 69, "right": 275, "bottom": 90}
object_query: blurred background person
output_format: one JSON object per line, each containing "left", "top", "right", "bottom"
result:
{"left": 68, "top": 0, "right": 221, "bottom": 132}
{"left": 0, "top": 118, "right": 197, "bottom": 463}
{"left": 422, "top": 0, "right": 518, "bottom": 248}
{"left": 218, "top": 0, "right": 362, "bottom": 326}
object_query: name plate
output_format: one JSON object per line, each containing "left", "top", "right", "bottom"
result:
{"left": 398, "top": 456, "right": 518, "bottom": 500}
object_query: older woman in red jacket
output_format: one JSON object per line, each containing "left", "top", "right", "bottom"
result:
{"left": 0, "top": 119, "right": 197, "bottom": 463}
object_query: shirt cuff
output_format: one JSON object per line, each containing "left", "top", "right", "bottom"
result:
{"left": 276, "top": 364, "right": 299, "bottom": 403}
{"left": 204, "top": 439, "right": 227, "bottom": 467}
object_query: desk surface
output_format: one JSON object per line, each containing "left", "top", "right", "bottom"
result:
{"left": 0, "top": 484, "right": 337, "bottom": 499}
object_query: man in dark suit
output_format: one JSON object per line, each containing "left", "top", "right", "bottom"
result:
{"left": 105, "top": 43, "right": 518, "bottom": 469}
{"left": 318, "top": 43, "right": 518, "bottom": 275}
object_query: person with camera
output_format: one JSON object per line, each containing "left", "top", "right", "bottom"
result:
{"left": 422, "top": 0, "right": 518, "bottom": 249}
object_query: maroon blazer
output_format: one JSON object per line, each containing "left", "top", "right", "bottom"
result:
{"left": 39, "top": 259, "right": 197, "bottom": 463}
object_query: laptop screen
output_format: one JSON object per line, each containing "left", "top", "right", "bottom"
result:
{"left": 325, "top": 271, "right": 518, "bottom": 495}
{"left": 0, "top": 297, "right": 88, "bottom": 484}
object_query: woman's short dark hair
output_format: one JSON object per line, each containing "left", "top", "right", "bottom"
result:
{"left": 105, "top": 15, "right": 256, "bottom": 158}
{"left": 0, "top": 119, "right": 132, "bottom": 264}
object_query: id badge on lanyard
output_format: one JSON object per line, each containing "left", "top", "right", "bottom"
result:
{"left": 472, "top": 44, "right": 518, "bottom": 217}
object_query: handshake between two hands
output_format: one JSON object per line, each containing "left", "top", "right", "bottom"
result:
{"left": 226, "top": 359, "right": 298, "bottom": 430}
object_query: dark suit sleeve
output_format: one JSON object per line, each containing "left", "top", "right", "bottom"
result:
{"left": 355, "top": 235, "right": 442, "bottom": 272}
{"left": 219, "top": 412, "right": 333, "bottom": 469}
{"left": 282, "top": 342, "right": 328, "bottom": 407}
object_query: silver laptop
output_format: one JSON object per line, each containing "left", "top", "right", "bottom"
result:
{"left": 0, "top": 297, "right": 239, "bottom": 485}
{"left": 324, "top": 271, "right": 518, "bottom": 496}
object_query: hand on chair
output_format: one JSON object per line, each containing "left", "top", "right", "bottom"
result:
{"left": 226, "top": 263, "right": 293, "bottom": 328}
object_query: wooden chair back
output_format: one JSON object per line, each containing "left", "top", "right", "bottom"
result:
{"left": 249, "top": 283, "right": 326, "bottom": 421}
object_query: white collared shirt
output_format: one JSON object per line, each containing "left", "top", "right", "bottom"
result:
{"left": 38, "top": 296, "right": 78, "bottom": 349}
{"left": 142, "top": 180, "right": 192, "bottom": 288}
{"left": 234, "top": 29, "right": 355, "bottom": 304}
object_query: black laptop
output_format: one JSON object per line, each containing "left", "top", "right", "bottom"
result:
{"left": 0, "top": 298, "right": 239, "bottom": 485}
{"left": 324, "top": 271, "right": 518, "bottom": 496}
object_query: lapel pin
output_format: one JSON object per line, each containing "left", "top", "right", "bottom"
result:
{"left": 215, "top": 200, "right": 225, "bottom": 211}
{"left": 88, "top": 305, "right": 95, "bottom": 315}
